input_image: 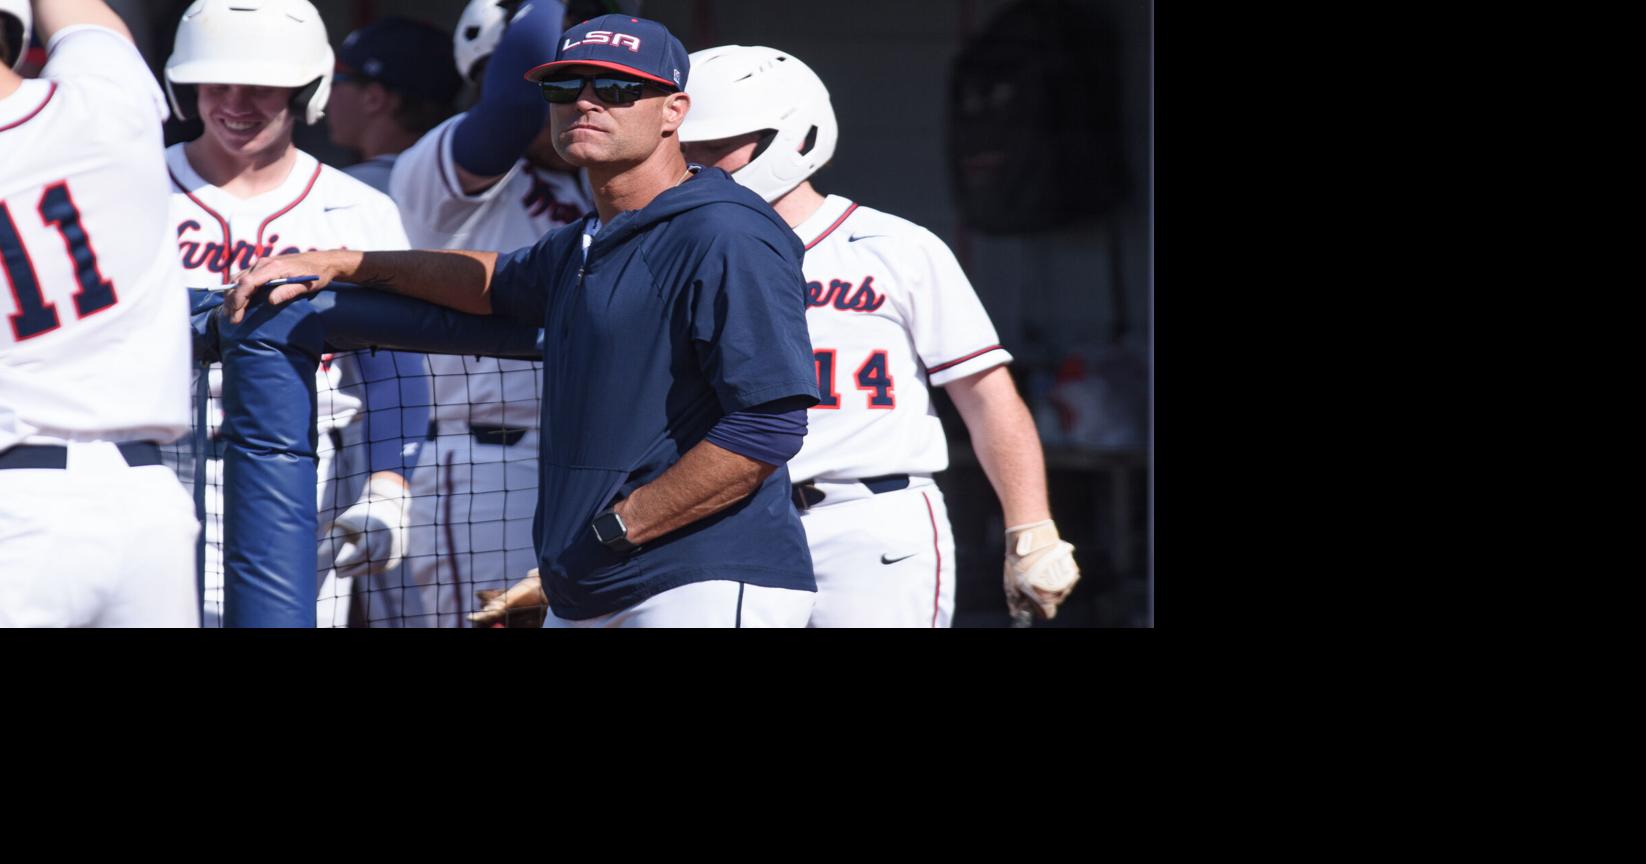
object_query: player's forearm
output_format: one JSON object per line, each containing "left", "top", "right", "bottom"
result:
{"left": 613, "top": 440, "right": 776, "bottom": 546}
{"left": 32, "top": 0, "right": 133, "bottom": 43}
{"left": 947, "top": 366, "right": 1052, "bottom": 526}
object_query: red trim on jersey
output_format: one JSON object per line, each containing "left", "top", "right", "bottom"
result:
{"left": 926, "top": 344, "right": 1005, "bottom": 375}
{"left": 40, "top": 181, "right": 119, "bottom": 317}
{"left": 0, "top": 82, "right": 57, "bottom": 133}
{"left": 923, "top": 491, "right": 942, "bottom": 628}
{"left": 170, "top": 169, "right": 235, "bottom": 284}
{"left": 804, "top": 202, "right": 859, "bottom": 251}
{"left": 254, "top": 161, "right": 324, "bottom": 252}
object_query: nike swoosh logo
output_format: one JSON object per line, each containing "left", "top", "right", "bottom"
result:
{"left": 322, "top": 205, "right": 356, "bottom": 212}
{"left": 880, "top": 552, "right": 918, "bottom": 565}
{"left": 848, "top": 234, "right": 885, "bottom": 243}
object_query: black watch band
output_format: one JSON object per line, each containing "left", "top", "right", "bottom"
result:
{"left": 591, "top": 506, "right": 638, "bottom": 553}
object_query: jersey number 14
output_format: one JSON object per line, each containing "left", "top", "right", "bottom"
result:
{"left": 1, "top": 181, "right": 119, "bottom": 342}
{"left": 814, "top": 349, "right": 896, "bottom": 409}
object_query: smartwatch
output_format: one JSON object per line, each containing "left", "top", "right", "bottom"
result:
{"left": 590, "top": 506, "right": 638, "bottom": 553}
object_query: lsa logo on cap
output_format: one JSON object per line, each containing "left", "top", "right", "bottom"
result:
{"left": 563, "top": 30, "right": 642, "bottom": 52}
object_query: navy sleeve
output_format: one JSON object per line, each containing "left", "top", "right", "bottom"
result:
{"left": 704, "top": 396, "right": 811, "bottom": 466}
{"left": 688, "top": 229, "right": 820, "bottom": 412}
{"left": 450, "top": 1, "right": 565, "bottom": 177}
{"left": 489, "top": 237, "right": 559, "bottom": 326}
{"left": 355, "top": 349, "right": 431, "bottom": 478}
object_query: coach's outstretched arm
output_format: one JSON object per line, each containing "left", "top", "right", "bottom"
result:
{"left": 225, "top": 249, "right": 501, "bottom": 323}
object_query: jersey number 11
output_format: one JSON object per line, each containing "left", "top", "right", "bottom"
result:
{"left": 1, "top": 181, "right": 119, "bottom": 342}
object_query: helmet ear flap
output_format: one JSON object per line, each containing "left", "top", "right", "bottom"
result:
{"left": 1, "top": 0, "right": 29, "bottom": 73}
{"left": 2, "top": 17, "right": 20, "bottom": 71}
{"left": 167, "top": 81, "right": 199, "bottom": 122}
{"left": 293, "top": 76, "right": 324, "bottom": 124}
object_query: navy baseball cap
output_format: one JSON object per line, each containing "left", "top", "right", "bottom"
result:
{"left": 523, "top": 14, "right": 688, "bottom": 91}
{"left": 337, "top": 17, "right": 463, "bottom": 105}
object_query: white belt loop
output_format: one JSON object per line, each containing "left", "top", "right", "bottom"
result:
{"left": 64, "top": 441, "right": 129, "bottom": 472}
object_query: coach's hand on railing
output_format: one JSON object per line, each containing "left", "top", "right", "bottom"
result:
{"left": 470, "top": 569, "right": 549, "bottom": 629}
{"left": 224, "top": 250, "right": 361, "bottom": 324}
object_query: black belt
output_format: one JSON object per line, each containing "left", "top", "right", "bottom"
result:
{"left": 0, "top": 442, "right": 162, "bottom": 470}
{"left": 425, "top": 421, "right": 529, "bottom": 447}
{"left": 791, "top": 473, "right": 910, "bottom": 511}
{"left": 471, "top": 424, "right": 528, "bottom": 447}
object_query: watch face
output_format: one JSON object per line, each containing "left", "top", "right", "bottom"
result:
{"left": 592, "top": 510, "right": 625, "bottom": 543}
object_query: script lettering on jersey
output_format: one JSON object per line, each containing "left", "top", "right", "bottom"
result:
{"left": 521, "top": 171, "right": 584, "bottom": 224}
{"left": 562, "top": 30, "right": 642, "bottom": 52}
{"left": 175, "top": 222, "right": 301, "bottom": 274}
{"left": 805, "top": 275, "right": 887, "bottom": 313}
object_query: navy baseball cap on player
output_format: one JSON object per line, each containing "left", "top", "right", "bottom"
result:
{"left": 336, "top": 17, "right": 463, "bottom": 104}
{"left": 522, "top": 14, "right": 689, "bottom": 91}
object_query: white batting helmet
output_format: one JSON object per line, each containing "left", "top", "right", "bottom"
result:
{"left": 453, "top": 0, "right": 512, "bottom": 83}
{"left": 164, "top": 0, "right": 335, "bottom": 125}
{"left": 1, "top": 0, "right": 30, "bottom": 72}
{"left": 455, "top": 1, "right": 645, "bottom": 83}
{"left": 677, "top": 45, "right": 839, "bottom": 204}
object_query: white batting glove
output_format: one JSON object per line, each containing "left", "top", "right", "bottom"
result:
{"left": 327, "top": 474, "right": 411, "bottom": 581}
{"left": 1004, "top": 520, "right": 1081, "bottom": 625}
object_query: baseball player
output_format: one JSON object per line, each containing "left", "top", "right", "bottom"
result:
{"left": 2, "top": 0, "right": 198, "bottom": 627}
{"left": 677, "top": 46, "right": 1082, "bottom": 627}
{"left": 326, "top": 16, "right": 462, "bottom": 195}
{"left": 380, "top": 0, "right": 603, "bottom": 627}
{"left": 159, "top": 0, "right": 416, "bottom": 627}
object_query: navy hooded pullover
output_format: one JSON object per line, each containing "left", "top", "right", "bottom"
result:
{"left": 488, "top": 167, "right": 820, "bottom": 620}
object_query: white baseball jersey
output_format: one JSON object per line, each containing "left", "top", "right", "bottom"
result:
{"left": 166, "top": 145, "right": 412, "bottom": 434}
{"left": 388, "top": 114, "right": 592, "bottom": 428}
{"left": 1, "top": 26, "right": 191, "bottom": 453}
{"left": 788, "top": 195, "right": 1012, "bottom": 484}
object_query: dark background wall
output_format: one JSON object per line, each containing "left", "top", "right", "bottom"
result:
{"left": 105, "top": 0, "right": 1153, "bottom": 627}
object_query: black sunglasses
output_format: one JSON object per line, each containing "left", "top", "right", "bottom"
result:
{"left": 538, "top": 74, "right": 659, "bottom": 106}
